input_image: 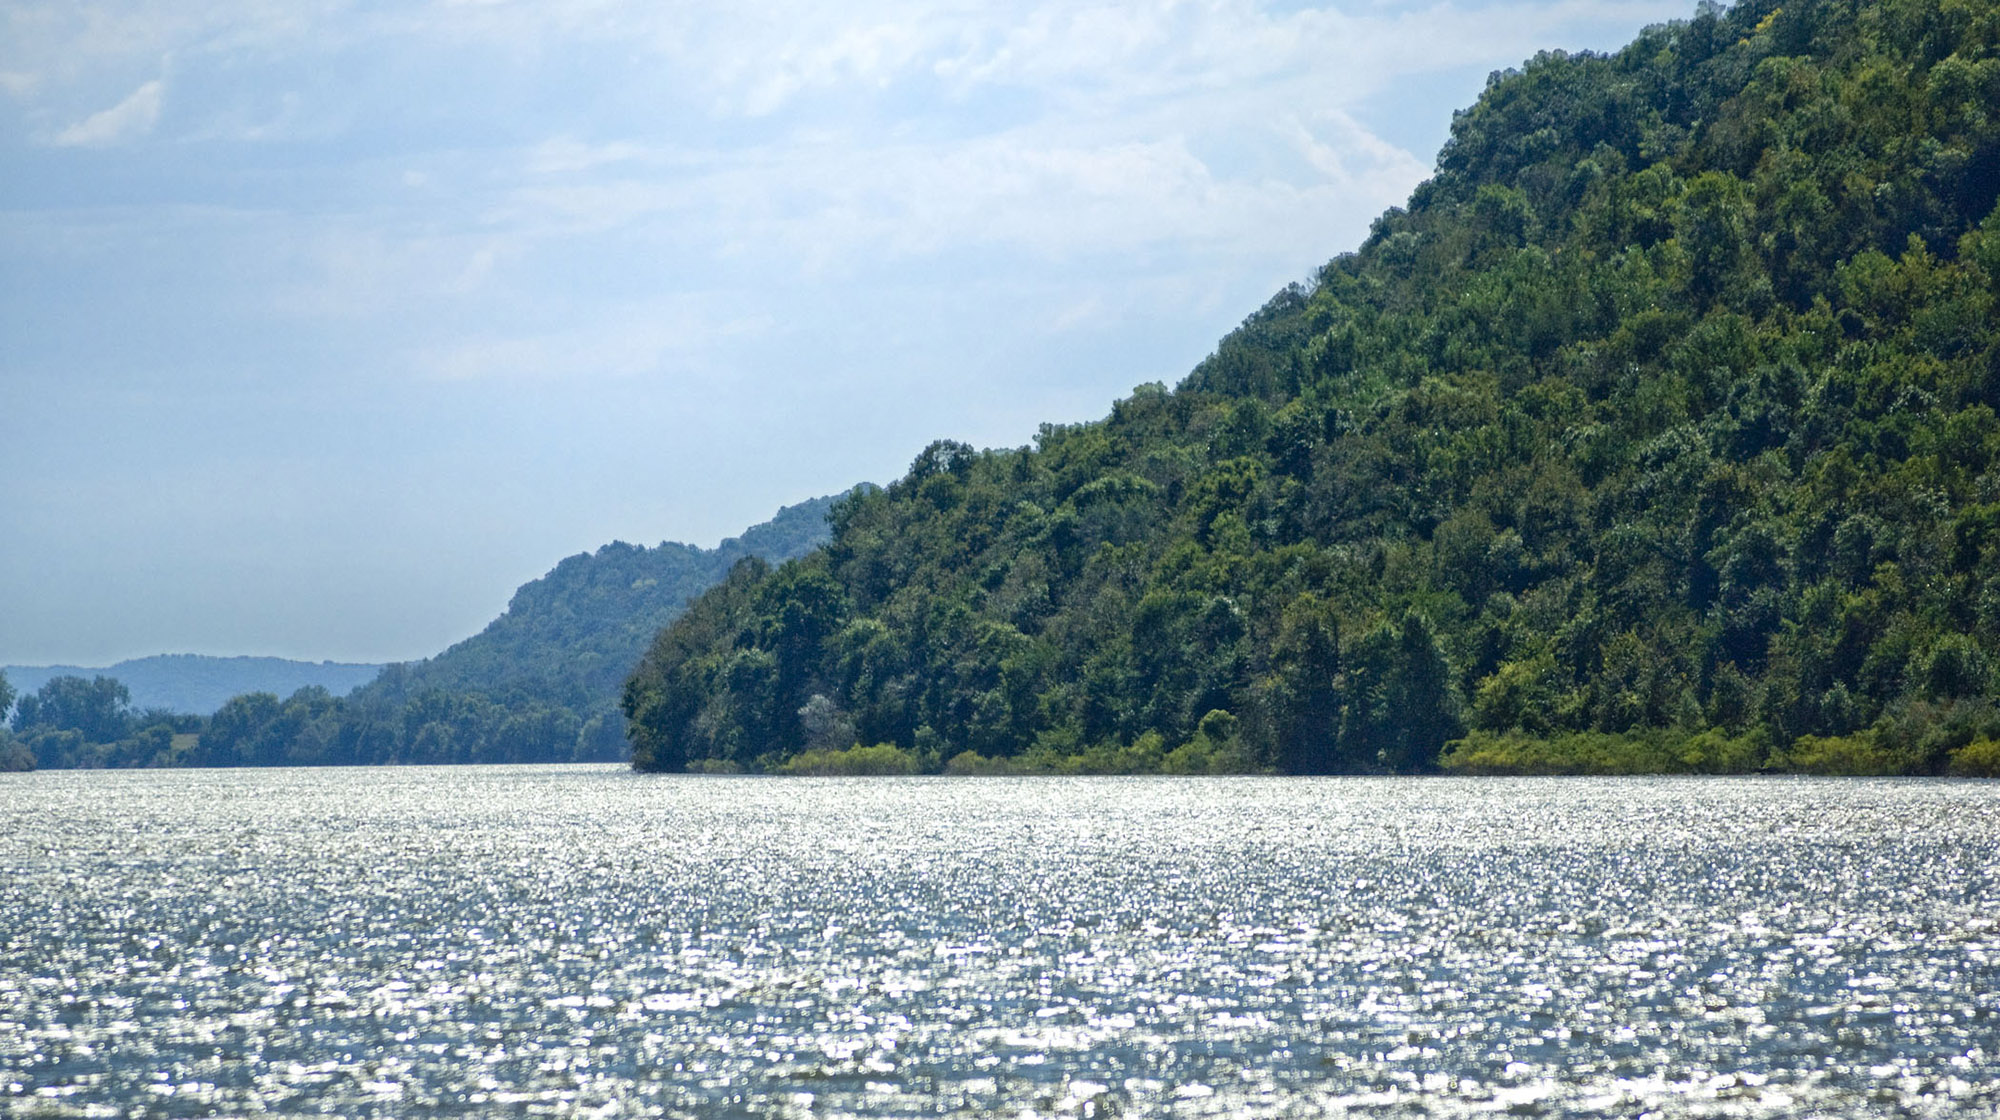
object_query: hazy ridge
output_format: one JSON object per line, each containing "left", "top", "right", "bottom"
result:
{"left": 2, "top": 656, "right": 383, "bottom": 717}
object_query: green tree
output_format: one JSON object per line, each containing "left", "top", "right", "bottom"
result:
{"left": 1273, "top": 595, "right": 1342, "bottom": 773}
{"left": 13, "top": 676, "right": 134, "bottom": 745}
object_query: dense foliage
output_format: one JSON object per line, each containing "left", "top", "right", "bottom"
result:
{"left": 8, "top": 495, "right": 845, "bottom": 769}
{"left": 4, "top": 673, "right": 201, "bottom": 770}
{"left": 627, "top": 0, "right": 2000, "bottom": 777}
{"left": 0, "top": 672, "right": 33, "bottom": 771}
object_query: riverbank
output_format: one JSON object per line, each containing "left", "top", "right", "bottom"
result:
{"left": 684, "top": 728, "right": 2000, "bottom": 778}
{"left": 1440, "top": 728, "right": 2000, "bottom": 777}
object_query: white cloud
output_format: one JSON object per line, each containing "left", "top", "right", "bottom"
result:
{"left": 423, "top": 0, "right": 1680, "bottom": 291}
{"left": 1287, "top": 109, "right": 1434, "bottom": 195}
{"left": 53, "top": 77, "right": 162, "bottom": 146}
{"left": 184, "top": 89, "right": 306, "bottom": 143}
{"left": 733, "top": 20, "right": 938, "bottom": 117}
{"left": 526, "top": 136, "right": 652, "bottom": 175}
{"left": 10, "top": 0, "right": 1699, "bottom": 357}
{"left": 412, "top": 302, "right": 775, "bottom": 383}
{"left": 497, "top": 111, "right": 1423, "bottom": 282}
{"left": 273, "top": 225, "right": 516, "bottom": 319}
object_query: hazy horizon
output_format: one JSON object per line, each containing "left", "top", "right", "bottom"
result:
{"left": 3, "top": 0, "right": 1692, "bottom": 666}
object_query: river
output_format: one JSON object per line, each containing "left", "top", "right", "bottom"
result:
{"left": 2, "top": 766, "right": 1995, "bottom": 1117}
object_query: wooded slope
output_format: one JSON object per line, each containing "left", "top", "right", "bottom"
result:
{"left": 626, "top": 0, "right": 2000, "bottom": 775}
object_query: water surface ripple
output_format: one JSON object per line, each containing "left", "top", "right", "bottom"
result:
{"left": 2, "top": 768, "right": 1996, "bottom": 1117}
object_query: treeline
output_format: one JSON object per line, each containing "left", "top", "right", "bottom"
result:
{"left": 3, "top": 495, "right": 845, "bottom": 770}
{"left": 0, "top": 672, "right": 199, "bottom": 771}
{"left": 0, "top": 669, "right": 600, "bottom": 770}
{"left": 624, "top": 0, "right": 2000, "bottom": 777}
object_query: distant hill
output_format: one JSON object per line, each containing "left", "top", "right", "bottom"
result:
{"left": 181, "top": 490, "right": 860, "bottom": 766}
{"left": 354, "top": 491, "right": 853, "bottom": 720}
{"left": 3, "top": 655, "right": 382, "bottom": 716}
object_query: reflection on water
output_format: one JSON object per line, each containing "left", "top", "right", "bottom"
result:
{"left": 1, "top": 767, "right": 1996, "bottom": 1117}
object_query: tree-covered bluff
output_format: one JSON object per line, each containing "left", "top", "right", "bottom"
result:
{"left": 625, "top": 0, "right": 2000, "bottom": 778}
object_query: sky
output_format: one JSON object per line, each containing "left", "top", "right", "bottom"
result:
{"left": 1, "top": 0, "right": 1693, "bottom": 668}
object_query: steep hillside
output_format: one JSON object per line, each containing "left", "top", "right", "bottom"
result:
{"left": 2, "top": 655, "right": 382, "bottom": 716}
{"left": 626, "top": 0, "right": 2000, "bottom": 776}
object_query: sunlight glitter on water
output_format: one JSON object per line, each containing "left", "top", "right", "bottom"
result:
{"left": 1, "top": 767, "right": 1996, "bottom": 1117}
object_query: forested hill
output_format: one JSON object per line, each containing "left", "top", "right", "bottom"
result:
{"left": 355, "top": 492, "right": 846, "bottom": 718}
{"left": 192, "top": 492, "right": 855, "bottom": 766}
{"left": 625, "top": 0, "right": 2000, "bottom": 778}
{"left": 7, "top": 493, "right": 849, "bottom": 769}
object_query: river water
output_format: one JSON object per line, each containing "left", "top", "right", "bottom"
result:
{"left": 1, "top": 767, "right": 1995, "bottom": 1118}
